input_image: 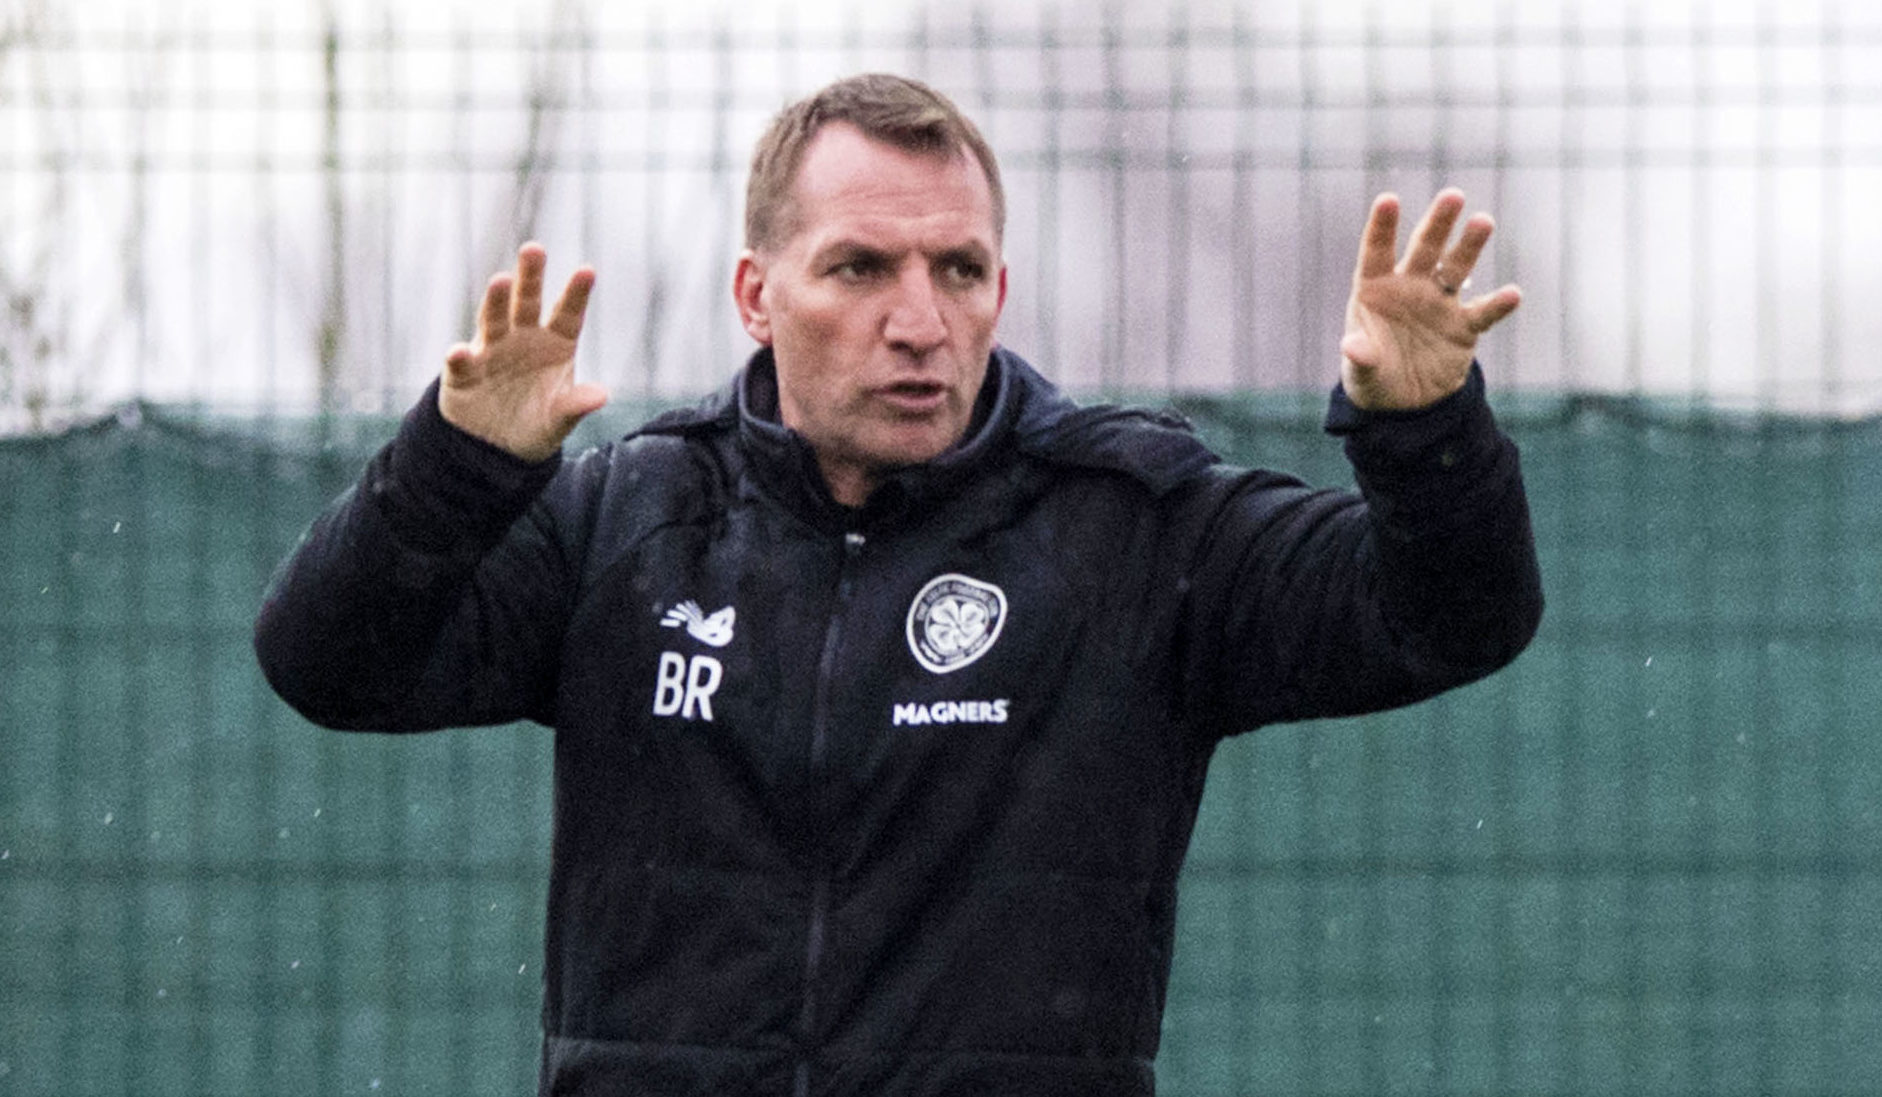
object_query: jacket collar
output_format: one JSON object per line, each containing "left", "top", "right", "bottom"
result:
{"left": 719, "top": 347, "right": 1023, "bottom": 525}
{"left": 633, "top": 345, "right": 1216, "bottom": 524}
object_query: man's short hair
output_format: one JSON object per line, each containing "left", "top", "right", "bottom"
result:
{"left": 743, "top": 73, "right": 1006, "bottom": 252}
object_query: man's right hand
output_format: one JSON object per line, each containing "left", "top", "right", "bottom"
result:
{"left": 440, "top": 242, "right": 607, "bottom": 463}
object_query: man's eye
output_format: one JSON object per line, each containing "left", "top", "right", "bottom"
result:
{"left": 939, "top": 260, "right": 986, "bottom": 286}
{"left": 831, "top": 258, "right": 883, "bottom": 282}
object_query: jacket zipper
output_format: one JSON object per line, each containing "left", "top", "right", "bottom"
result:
{"left": 795, "top": 528, "right": 865, "bottom": 1097}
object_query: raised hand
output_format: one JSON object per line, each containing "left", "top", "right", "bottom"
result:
{"left": 440, "top": 243, "right": 607, "bottom": 462}
{"left": 1338, "top": 189, "right": 1523, "bottom": 411}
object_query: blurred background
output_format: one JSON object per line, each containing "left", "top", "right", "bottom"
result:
{"left": 4, "top": 0, "right": 1880, "bottom": 1094}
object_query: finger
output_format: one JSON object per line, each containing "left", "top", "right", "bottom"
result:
{"left": 547, "top": 266, "right": 596, "bottom": 341}
{"left": 479, "top": 273, "right": 513, "bottom": 346}
{"left": 1400, "top": 188, "right": 1466, "bottom": 278}
{"left": 1439, "top": 213, "right": 1497, "bottom": 285}
{"left": 1462, "top": 284, "right": 1523, "bottom": 334}
{"left": 512, "top": 242, "right": 548, "bottom": 328}
{"left": 1353, "top": 192, "right": 1400, "bottom": 282}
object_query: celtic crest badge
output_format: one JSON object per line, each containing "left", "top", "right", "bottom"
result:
{"left": 906, "top": 573, "right": 1008, "bottom": 675}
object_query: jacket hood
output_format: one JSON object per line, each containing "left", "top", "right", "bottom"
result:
{"left": 1005, "top": 353, "right": 1221, "bottom": 496}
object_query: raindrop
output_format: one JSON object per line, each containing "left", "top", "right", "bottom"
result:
{"left": 278, "top": 828, "right": 291, "bottom": 840}
{"left": 103, "top": 813, "right": 114, "bottom": 826}
{"left": 518, "top": 964, "right": 528, "bottom": 975}
{"left": 290, "top": 960, "right": 301, "bottom": 970}
{"left": 112, "top": 521, "right": 122, "bottom": 534}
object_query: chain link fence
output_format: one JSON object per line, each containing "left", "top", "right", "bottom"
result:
{"left": 4, "top": 1, "right": 1880, "bottom": 429}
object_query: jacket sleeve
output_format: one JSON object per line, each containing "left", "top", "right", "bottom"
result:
{"left": 252, "top": 381, "right": 581, "bottom": 732}
{"left": 1180, "top": 363, "right": 1544, "bottom": 736}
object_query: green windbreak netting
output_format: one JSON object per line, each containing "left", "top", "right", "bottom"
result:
{"left": 3, "top": 398, "right": 1879, "bottom": 1096}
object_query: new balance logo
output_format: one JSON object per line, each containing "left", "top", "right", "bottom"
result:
{"left": 653, "top": 600, "right": 733, "bottom": 721}
{"left": 661, "top": 601, "right": 736, "bottom": 647}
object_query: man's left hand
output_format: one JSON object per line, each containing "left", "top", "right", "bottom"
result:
{"left": 1339, "top": 189, "right": 1523, "bottom": 411}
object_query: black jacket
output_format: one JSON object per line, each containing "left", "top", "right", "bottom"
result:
{"left": 254, "top": 347, "right": 1542, "bottom": 1096}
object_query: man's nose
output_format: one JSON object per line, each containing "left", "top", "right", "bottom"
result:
{"left": 883, "top": 269, "right": 947, "bottom": 353}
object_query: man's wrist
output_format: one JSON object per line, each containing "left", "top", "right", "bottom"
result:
{"left": 1324, "top": 361, "right": 1511, "bottom": 502}
{"left": 369, "top": 379, "right": 563, "bottom": 553}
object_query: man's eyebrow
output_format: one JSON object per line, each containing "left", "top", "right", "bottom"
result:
{"left": 807, "top": 238, "right": 996, "bottom": 269}
{"left": 810, "top": 239, "right": 891, "bottom": 263}
{"left": 935, "top": 243, "right": 995, "bottom": 266}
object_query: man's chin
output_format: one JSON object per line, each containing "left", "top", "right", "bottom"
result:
{"left": 877, "top": 425, "right": 971, "bottom": 468}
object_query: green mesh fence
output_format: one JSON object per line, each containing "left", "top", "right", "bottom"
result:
{"left": 4, "top": 396, "right": 1878, "bottom": 1096}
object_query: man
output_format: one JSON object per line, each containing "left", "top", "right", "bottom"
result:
{"left": 256, "top": 73, "right": 1541, "bottom": 1096}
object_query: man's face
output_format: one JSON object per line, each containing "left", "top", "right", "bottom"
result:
{"left": 734, "top": 122, "right": 1007, "bottom": 507}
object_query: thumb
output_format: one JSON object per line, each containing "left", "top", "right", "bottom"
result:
{"left": 551, "top": 382, "right": 609, "bottom": 436}
{"left": 1339, "top": 330, "right": 1379, "bottom": 368}
{"left": 443, "top": 343, "right": 479, "bottom": 381}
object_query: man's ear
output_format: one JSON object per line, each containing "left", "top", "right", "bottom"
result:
{"left": 733, "top": 251, "right": 772, "bottom": 345}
